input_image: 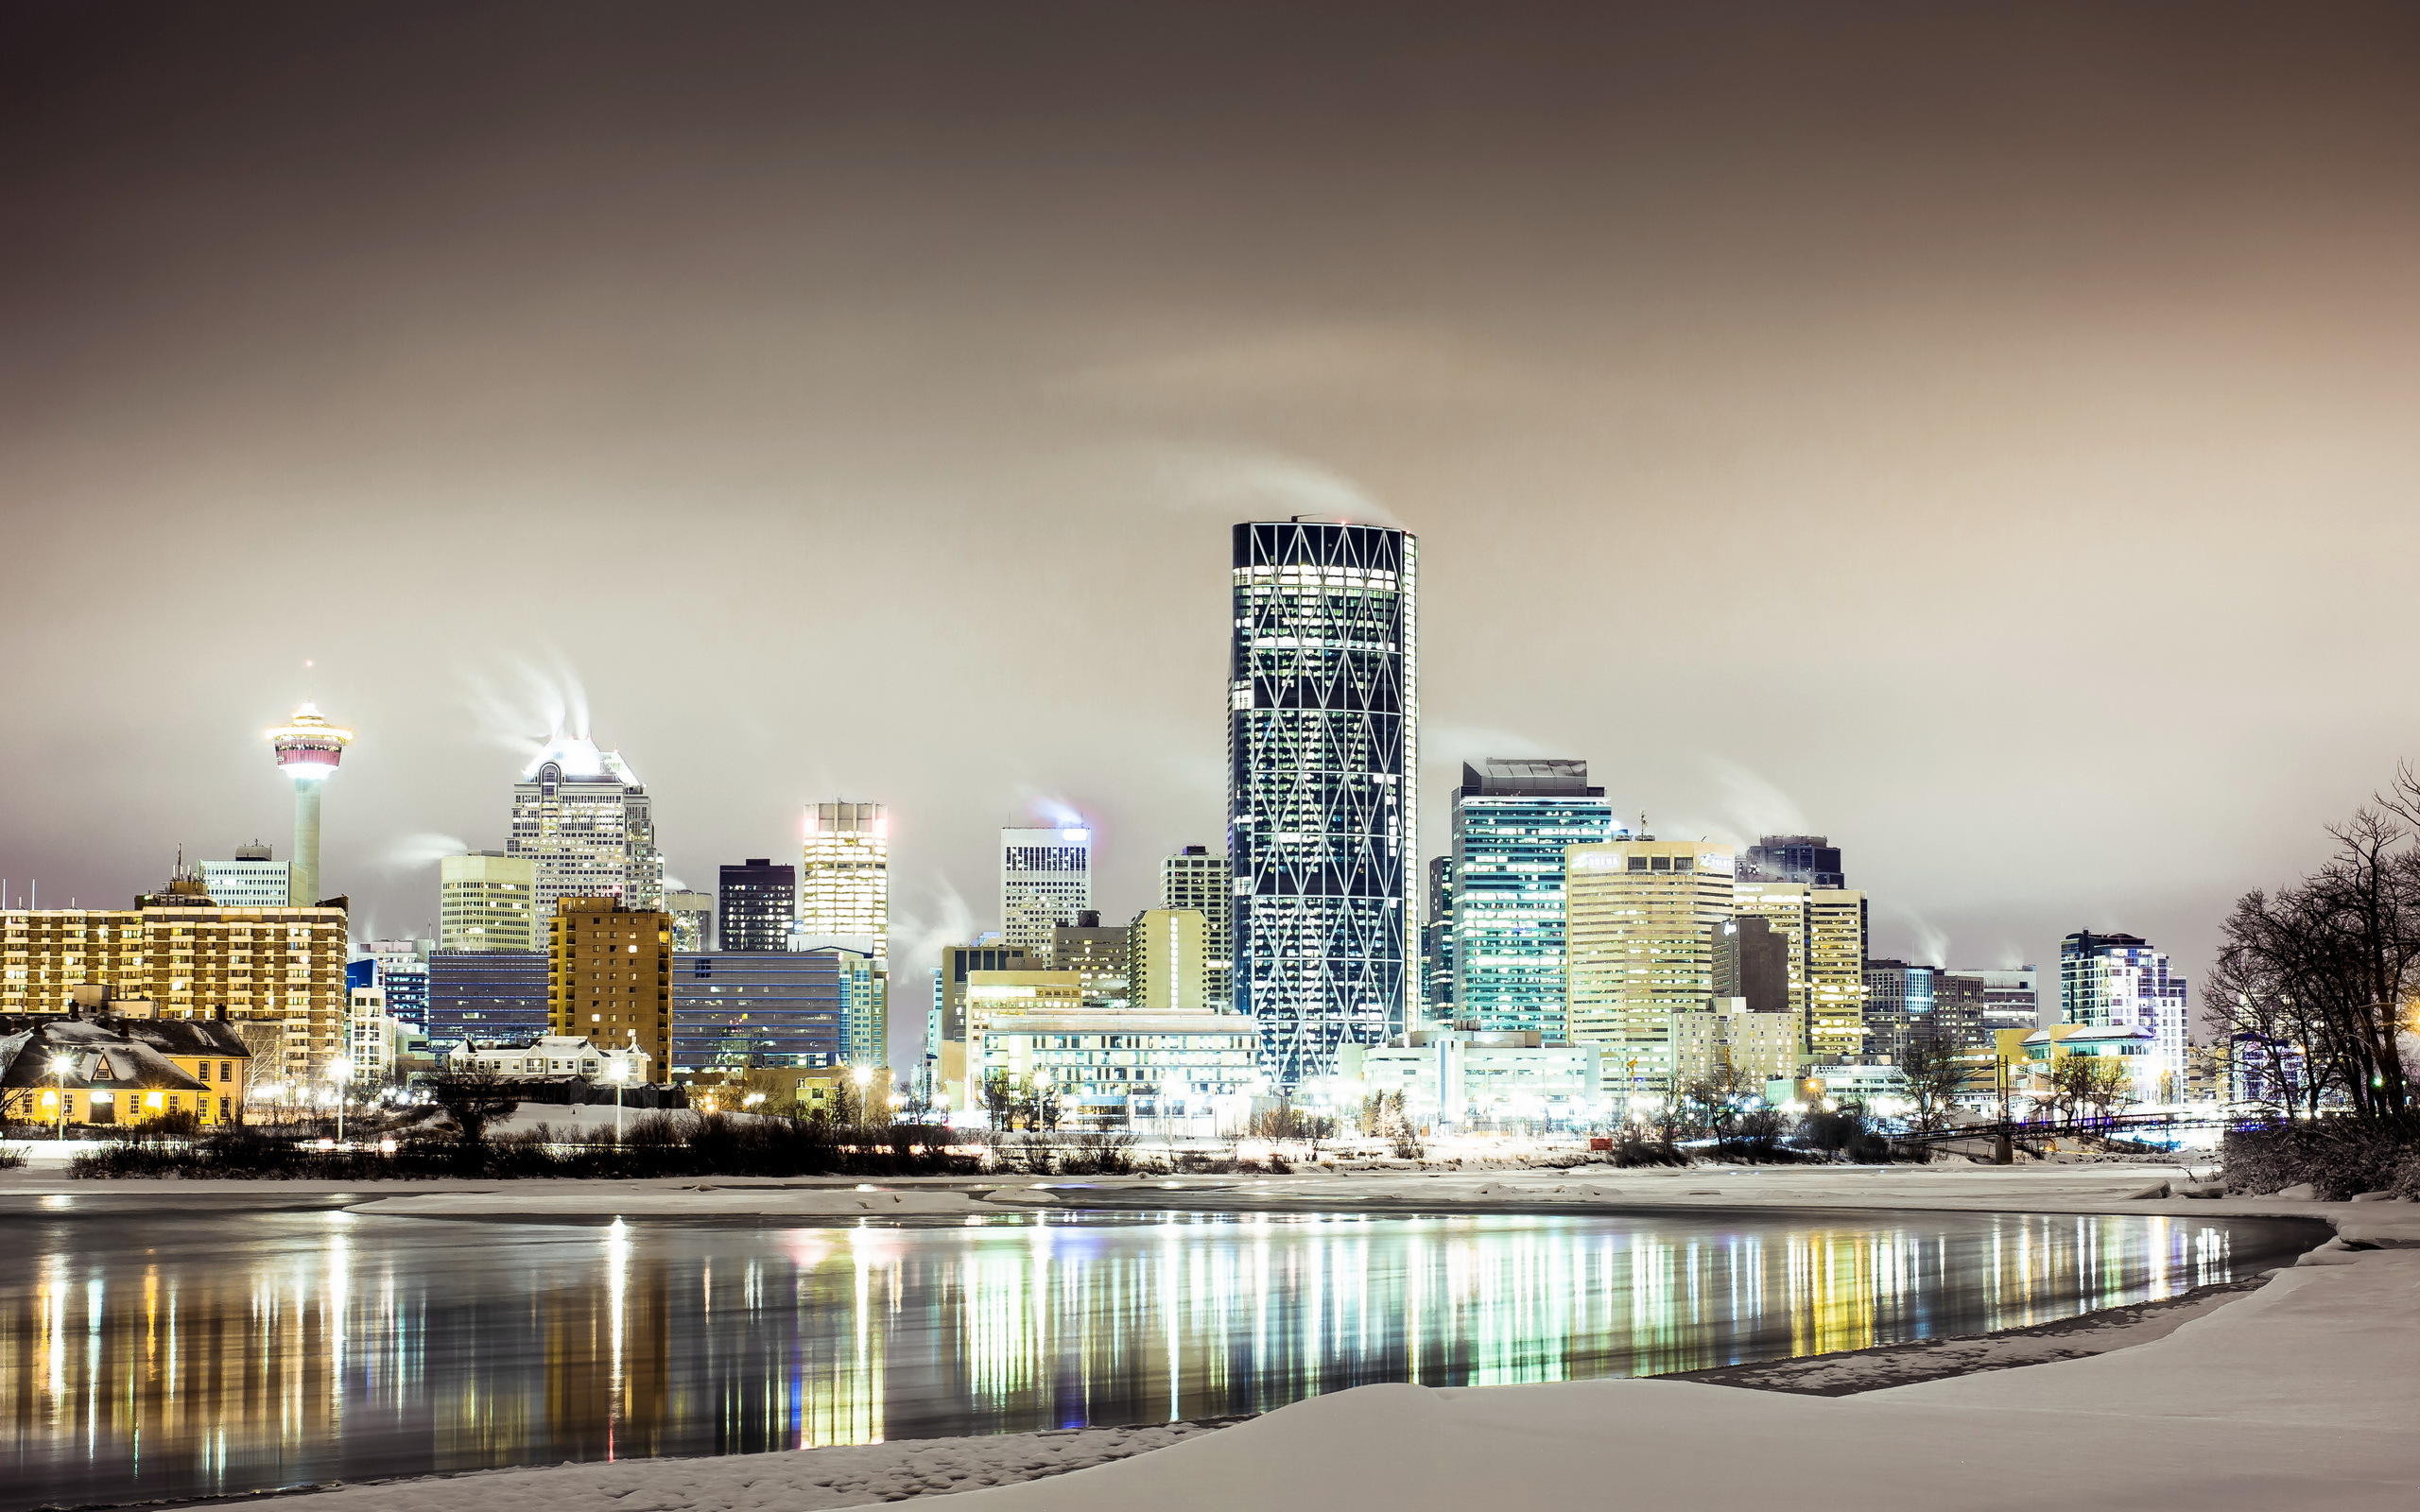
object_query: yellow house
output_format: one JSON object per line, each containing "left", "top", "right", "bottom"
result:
{"left": 1, "top": 1014, "right": 252, "bottom": 1127}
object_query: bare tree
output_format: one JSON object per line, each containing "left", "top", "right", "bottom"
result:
{"left": 427, "top": 1071, "right": 516, "bottom": 1146}
{"left": 1896, "top": 1034, "right": 1970, "bottom": 1132}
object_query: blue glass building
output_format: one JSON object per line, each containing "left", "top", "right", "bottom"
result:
{"left": 1228, "top": 520, "right": 1416, "bottom": 1089}
{"left": 1449, "top": 759, "right": 1616, "bottom": 1038}
{"left": 670, "top": 949, "right": 851, "bottom": 1074}
{"left": 427, "top": 950, "right": 549, "bottom": 1046}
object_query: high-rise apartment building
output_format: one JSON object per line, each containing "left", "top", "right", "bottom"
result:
{"left": 439, "top": 852, "right": 538, "bottom": 952}
{"left": 1050, "top": 911, "right": 1131, "bottom": 1009}
{"left": 1962, "top": 965, "right": 2041, "bottom": 1033}
{"left": 801, "top": 802, "right": 888, "bottom": 955}
{"left": 1733, "top": 881, "right": 1870, "bottom": 1057}
{"left": 1450, "top": 759, "right": 1616, "bottom": 1040}
{"left": 1160, "top": 845, "right": 1233, "bottom": 1010}
{"left": 1229, "top": 520, "right": 1418, "bottom": 1089}
{"left": 717, "top": 859, "right": 796, "bottom": 953}
{"left": 0, "top": 904, "right": 349, "bottom": 1081}
{"left": 508, "top": 735, "right": 664, "bottom": 919}
{"left": 1127, "top": 907, "right": 1210, "bottom": 1013}
{"left": 200, "top": 842, "right": 292, "bottom": 910}
{"left": 1421, "top": 854, "right": 1456, "bottom": 1021}
{"left": 2059, "top": 931, "right": 2189, "bottom": 1097}
{"left": 548, "top": 897, "right": 674, "bottom": 1064}
{"left": 1563, "top": 840, "right": 1736, "bottom": 1099}
{"left": 266, "top": 702, "right": 353, "bottom": 907}
{"left": 1740, "top": 835, "right": 1845, "bottom": 888}
{"left": 664, "top": 890, "right": 715, "bottom": 953}
{"left": 1000, "top": 826, "right": 1091, "bottom": 953}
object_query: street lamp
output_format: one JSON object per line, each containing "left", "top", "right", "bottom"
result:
{"left": 48, "top": 1054, "right": 72, "bottom": 1139}
{"left": 327, "top": 1057, "right": 353, "bottom": 1145}
{"left": 852, "top": 1064, "right": 873, "bottom": 1125}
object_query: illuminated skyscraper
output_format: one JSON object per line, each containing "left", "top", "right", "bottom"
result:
{"left": 508, "top": 734, "right": 664, "bottom": 920}
{"left": 1564, "top": 839, "right": 1736, "bottom": 1097}
{"left": 266, "top": 702, "right": 352, "bottom": 907}
{"left": 1733, "top": 881, "right": 1871, "bottom": 1057}
{"left": 2060, "top": 930, "right": 2189, "bottom": 1096}
{"left": 1449, "top": 758, "right": 1617, "bottom": 1039}
{"left": 1160, "top": 845, "right": 1234, "bottom": 1010}
{"left": 717, "top": 859, "right": 795, "bottom": 953}
{"left": 800, "top": 801, "right": 889, "bottom": 955}
{"left": 1229, "top": 520, "right": 1417, "bottom": 1089}
{"left": 200, "top": 841, "right": 291, "bottom": 910}
{"left": 1000, "top": 826, "right": 1091, "bottom": 954}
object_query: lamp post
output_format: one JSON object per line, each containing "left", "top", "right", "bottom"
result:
{"left": 852, "top": 1065, "right": 874, "bottom": 1125}
{"left": 49, "top": 1054, "right": 73, "bottom": 1139}
{"left": 610, "top": 1054, "right": 629, "bottom": 1143}
{"left": 327, "top": 1057, "right": 353, "bottom": 1145}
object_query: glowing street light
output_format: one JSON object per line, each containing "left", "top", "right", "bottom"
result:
{"left": 327, "top": 1056, "right": 354, "bottom": 1145}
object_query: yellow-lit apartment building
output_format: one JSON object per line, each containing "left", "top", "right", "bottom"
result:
{"left": 0, "top": 905, "right": 350, "bottom": 1084}
{"left": 1563, "top": 840, "right": 1736, "bottom": 1101}
{"left": 549, "top": 896, "right": 674, "bottom": 1064}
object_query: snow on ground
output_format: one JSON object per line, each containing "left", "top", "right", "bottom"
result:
{"left": 271, "top": 1421, "right": 1226, "bottom": 1512}
{"left": 346, "top": 1186, "right": 991, "bottom": 1219}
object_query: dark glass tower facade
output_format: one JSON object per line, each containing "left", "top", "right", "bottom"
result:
{"left": 717, "top": 859, "right": 797, "bottom": 953}
{"left": 1228, "top": 521, "right": 1417, "bottom": 1089}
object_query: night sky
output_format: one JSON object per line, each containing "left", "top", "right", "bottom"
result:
{"left": 7, "top": 3, "right": 2420, "bottom": 1062}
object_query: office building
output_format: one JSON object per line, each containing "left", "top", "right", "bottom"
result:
{"left": 1733, "top": 882, "right": 1871, "bottom": 1057}
{"left": 354, "top": 937, "right": 431, "bottom": 1030}
{"left": 668, "top": 949, "right": 853, "bottom": 1074}
{"left": 928, "top": 940, "right": 1036, "bottom": 1109}
{"left": 955, "top": 968, "right": 1083, "bottom": 1109}
{"left": 199, "top": 842, "right": 291, "bottom": 910}
{"left": 508, "top": 733, "right": 664, "bottom": 919}
{"left": 0, "top": 904, "right": 349, "bottom": 1082}
{"left": 834, "top": 948, "right": 886, "bottom": 1072}
{"left": 1739, "top": 834, "right": 1845, "bottom": 888}
{"left": 969, "top": 1002, "right": 1255, "bottom": 1129}
{"left": 1340, "top": 1030, "right": 1601, "bottom": 1128}
{"left": 427, "top": 949, "right": 549, "bottom": 1046}
{"left": 1449, "top": 758, "right": 1616, "bottom": 1040}
{"left": 1000, "top": 826, "right": 1091, "bottom": 953}
{"left": 1962, "top": 965, "right": 2042, "bottom": 1033}
{"left": 266, "top": 702, "right": 353, "bottom": 907}
{"left": 800, "top": 801, "right": 888, "bottom": 955}
{"left": 1050, "top": 911, "right": 1130, "bottom": 1008}
{"left": 1421, "top": 854, "right": 1456, "bottom": 1020}
{"left": 548, "top": 898, "right": 674, "bottom": 1064}
{"left": 717, "top": 859, "right": 796, "bottom": 953}
{"left": 1864, "top": 960, "right": 1988, "bottom": 1060}
{"left": 1127, "top": 907, "right": 1209, "bottom": 1014}
{"left": 1726, "top": 916, "right": 1791, "bottom": 1013}
{"left": 2060, "top": 931, "right": 2189, "bottom": 1100}
{"left": 439, "top": 851, "right": 538, "bottom": 953}
{"left": 1669, "top": 997, "right": 1800, "bottom": 1090}
{"left": 1160, "top": 845, "right": 1234, "bottom": 1010}
{"left": 1229, "top": 519, "right": 1418, "bottom": 1089}
{"left": 665, "top": 890, "right": 715, "bottom": 953}
{"left": 1563, "top": 839, "right": 1737, "bottom": 1100}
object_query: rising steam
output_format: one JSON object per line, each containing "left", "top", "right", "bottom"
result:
{"left": 1157, "top": 446, "right": 1408, "bottom": 528}
{"left": 378, "top": 833, "right": 472, "bottom": 871}
{"left": 462, "top": 653, "right": 592, "bottom": 761}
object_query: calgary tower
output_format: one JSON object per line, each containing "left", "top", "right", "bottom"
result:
{"left": 266, "top": 702, "right": 353, "bottom": 907}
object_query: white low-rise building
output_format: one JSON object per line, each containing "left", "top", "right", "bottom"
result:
{"left": 445, "top": 1034, "right": 651, "bottom": 1084}
{"left": 1339, "top": 1031, "right": 1601, "bottom": 1127}
{"left": 973, "top": 1009, "right": 1256, "bottom": 1130}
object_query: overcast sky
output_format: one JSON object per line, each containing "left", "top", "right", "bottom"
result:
{"left": 7, "top": 2, "right": 2420, "bottom": 1063}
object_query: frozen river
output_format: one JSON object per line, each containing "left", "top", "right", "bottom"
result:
{"left": 0, "top": 1198, "right": 2316, "bottom": 1508}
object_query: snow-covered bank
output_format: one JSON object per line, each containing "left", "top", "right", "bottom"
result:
{"left": 941, "top": 1215, "right": 2420, "bottom": 1512}
{"left": 252, "top": 1421, "right": 1228, "bottom": 1512}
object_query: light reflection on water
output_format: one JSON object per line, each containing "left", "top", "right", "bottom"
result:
{"left": 0, "top": 1208, "right": 2311, "bottom": 1509}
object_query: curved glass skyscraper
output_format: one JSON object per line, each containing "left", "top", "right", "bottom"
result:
{"left": 1228, "top": 520, "right": 1417, "bottom": 1089}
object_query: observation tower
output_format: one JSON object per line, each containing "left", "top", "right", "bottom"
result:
{"left": 266, "top": 702, "right": 353, "bottom": 907}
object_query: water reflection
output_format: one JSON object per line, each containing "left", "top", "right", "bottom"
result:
{"left": 0, "top": 1208, "right": 2311, "bottom": 1509}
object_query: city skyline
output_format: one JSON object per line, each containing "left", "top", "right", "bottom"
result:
{"left": 9, "top": 4, "right": 2420, "bottom": 1074}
